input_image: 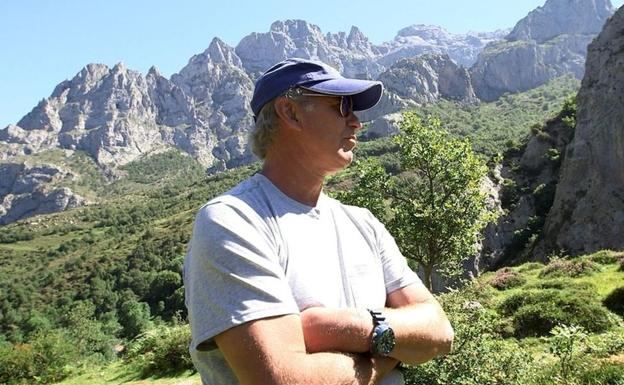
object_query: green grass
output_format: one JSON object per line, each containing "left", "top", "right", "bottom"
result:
{"left": 56, "top": 362, "right": 200, "bottom": 385}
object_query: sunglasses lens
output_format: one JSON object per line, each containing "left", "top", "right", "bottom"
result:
{"left": 341, "top": 96, "right": 353, "bottom": 117}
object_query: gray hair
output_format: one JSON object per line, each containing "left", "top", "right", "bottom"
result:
{"left": 250, "top": 89, "right": 314, "bottom": 160}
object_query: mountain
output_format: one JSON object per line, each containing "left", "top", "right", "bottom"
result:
{"left": 377, "top": 25, "right": 507, "bottom": 68}
{"left": 2, "top": 0, "right": 606, "bottom": 225}
{"left": 470, "top": 0, "right": 615, "bottom": 101}
{"left": 536, "top": 4, "right": 624, "bottom": 256}
{"left": 481, "top": 4, "right": 624, "bottom": 264}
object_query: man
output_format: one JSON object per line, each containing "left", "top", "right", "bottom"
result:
{"left": 184, "top": 58, "right": 454, "bottom": 385}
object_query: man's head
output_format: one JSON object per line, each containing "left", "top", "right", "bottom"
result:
{"left": 250, "top": 58, "right": 383, "bottom": 159}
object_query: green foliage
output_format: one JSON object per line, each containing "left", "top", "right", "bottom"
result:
{"left": 404, "top": 282, "right": 535, "bottom": 385}
{"left": 548, "top": 324, "right": 589, "bottom": 383}
{"left": 577, "top": 362, "right": 624, "bottom": 385}
{"left": 334, "top": 158, "right": 389, "bottom": 220}
{"left": 539, "top": 258, "right": 601, "bottom": 279}
{"left": 0, "top": 329, "right": 78, "bottom": 384}
{"left": 61, "top": 301, "right": 118, "bottom": 360}
{"left": 499, "top": 289, "right": 614, "bottom": 337}
{"left": 125, "top": 323, "right": 193, "bottom": 377}
{"left": 342, "top": 113, "right": 495, "bottom": 289}
{"left": 118, "top": 297, "right": 153, "bottom": 339}
{"left": 589, "top": 250, "right": 624, "bottom": 265}
{"left": 119, "top": 150, "right": 205, "bottom": 185}
{"left": 603, "top": 286, "right": 624, "bottom": 317}
{"left": 411, "top": 76, "right": 580, "bottom": 156}
{"left": 489, "top": 268, "right": 527, "bottom": 290}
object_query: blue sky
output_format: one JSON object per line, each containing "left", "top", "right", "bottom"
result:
{"left": 1, "top": 0, "right": 622, "bottom": 127}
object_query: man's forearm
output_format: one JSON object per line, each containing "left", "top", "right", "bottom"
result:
{"left": 293, "top": 352, "right": 398, "bottom": 385}
{"left": 300, "top": 302, "right": 453, "bottom": 365}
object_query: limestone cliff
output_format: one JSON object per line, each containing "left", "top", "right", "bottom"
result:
{"left": 470, "top": 0, "right": 614, "bottom": 101}
{"left": 536, "top": 6, "right": 624, "bottom": 256}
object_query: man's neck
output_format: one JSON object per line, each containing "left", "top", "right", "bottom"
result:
{"left": 261, "top": 155, "right": 325, "bottom": 207}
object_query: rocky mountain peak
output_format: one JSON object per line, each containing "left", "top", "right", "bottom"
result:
{"left": 146, "top": 65, "right": 161, "bottom": 78}
{"left": 205, "top": 37, "right": 244, "bottom": 67}
{"left": 269, "top": 19, "right": 323, "bottom": 39}
{"left": 396, "top": 24, "right": 451, "bottom": 41}
{"left": 506, "top": 0, "right": 615, "bottom": 43}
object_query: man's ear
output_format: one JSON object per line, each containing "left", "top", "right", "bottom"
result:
{"left": 274, "top": 97, "right": 301, "bottom": 130}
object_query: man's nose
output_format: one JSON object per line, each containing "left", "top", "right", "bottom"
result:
{"left": 347, "top": 112, "right": 363, "bottom": 131}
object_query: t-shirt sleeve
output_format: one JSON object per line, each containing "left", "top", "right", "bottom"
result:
{"left": 366, "top": 210, "right": 421, "bottom": 294}
{"left": 183, "top": 200, "right": 299, "bottom": 351}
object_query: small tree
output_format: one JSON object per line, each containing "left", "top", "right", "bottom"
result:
{"left": 343, "top": 112, "right": 494, "bottom": 290}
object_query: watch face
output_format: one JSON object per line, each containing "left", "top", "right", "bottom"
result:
{"left": 378, "top": 328, "right": 396, "bottom": 355}
{"left": 373, "top": 325, "right": 396, "bottom": 356}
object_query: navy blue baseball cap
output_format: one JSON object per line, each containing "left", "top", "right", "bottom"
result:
{"left": 250, "top": 58, "right": 383, "bottom": 118}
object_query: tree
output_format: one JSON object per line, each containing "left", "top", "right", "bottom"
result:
{"left": 342, "top": 112, "right": 495, "bottom": 290}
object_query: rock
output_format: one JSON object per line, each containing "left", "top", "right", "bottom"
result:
{"left": 0, "top": 162, "right": 88, "bottom": 225}
{"left": 470, "top": 0, "right": 614, "bottom": 101}
{"left": 172, "top": 37, "right": 255, "bottom": 167}
{"left": 380, "top": 54, "right": 477, "bottom": 104}
{"left": 377, "top": 25, "right": 508, "bottom": 68}
{"left": 506, "top": 0, "right": 614, "bottom": 43}
{"left": 471, "top": 35, "right": 593, "bottom": 101}
{"left": 537, "top": 6, "right": 624, "bottom": 256}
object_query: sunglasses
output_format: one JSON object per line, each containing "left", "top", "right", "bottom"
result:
{"left": 289, "top": 89, "right": 354, "bottom": 117}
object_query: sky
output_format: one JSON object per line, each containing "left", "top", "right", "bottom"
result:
{"left": 1, "top": 0, "right": 623, "bottom": 128}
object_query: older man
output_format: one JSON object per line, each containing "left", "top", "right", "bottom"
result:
{"left": 184, "top": 58, "right": 454, "bottom": 385}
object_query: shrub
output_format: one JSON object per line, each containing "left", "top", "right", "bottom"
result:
{"left": 516, "top": 262, "right": 544, "bottom": 273}
{"left": 589, "top": 250, "right": 624, "bottom": 265}
{"left": 539, "top": 258, "right": 600, "bottom": 278}
{"left": 577, "top": 361, "right": 624, "bottom": 385}
{"left": 603, "top": 287, "right": 624, "bottom": 317}
{"left": 489, "top": 268, "right": 527, "bottom": 290}
{"left": 526, "top": 278, "right": 595, "bottom": 291}
{"left": 125, "top": 323, "right": 193, "bottom": 377}
{"left": 403, "top": 283, "right": 535, "bottom": 385}
{"left": 499, "top": 289, "right": 614, "bottom": 337}
{"left": 0, "top": 330, "right": 78, "bottom": 384}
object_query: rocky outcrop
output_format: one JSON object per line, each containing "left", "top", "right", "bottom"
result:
{"left": 536, "top": 6, "right": 624, "bottom": 256}
{"left": 378, "top": 25, "right": 508, "bottom": 68}
{"left": 359, "top": 54, "right": 477, "bottom": 132}
{"left": 235, "top": 20, "right": 384, "bottom": 79}
{"left": 380, "top": 54, "right": 477, "bottom": 105}
{"left": 0, "top": 162, "right": 87, "bottom": 225}
{"left": 470, "top": 0, "right": 614, "bottom": 101}
{"left": 480, "top": 109, "right": 576, "bottom": 267}
{"left": 171, "top": 37, "right": 255, "bottom": 168}
{"left": 506, "top": 0, "right": 614, "bottom": 43}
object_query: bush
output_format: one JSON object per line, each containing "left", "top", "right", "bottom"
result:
{"left": 539, "top": 258, "right": 600, "bottom": 278}
{"left": 489, "top": 268, "right": 527, "bottom": 290}
{"left": 499, "top": 289, "right": 614, "bottom": 337}
{"left": 603, "top": 287, "right": 624, "bottom": 317}
{"left": 516, "top": 262, "right": 544, "bottom": 273}
{"left": 526, "top": 278, "right": 595, "bottom": 291}
{"left": 0, "top": 330, "right": 78, "bottom": 384}
{"left": 125, "top": 323, "right": 193, "bottom": 377}
{"left": 589, "top": 250, "right": 624, "bottom": 265}
{"left": 403, "top": 282, "right": 536, "bottom": 385}
{"left": 577, "top": 361, "right": 624, "bottom": 385}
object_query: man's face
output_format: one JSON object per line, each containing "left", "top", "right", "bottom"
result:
{"left": 294, "top": 94, "right": 363, "bottom": 175}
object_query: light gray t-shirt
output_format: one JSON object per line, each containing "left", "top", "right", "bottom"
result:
{"left": 184, "top": 173, "right": 420, "bottom": 385}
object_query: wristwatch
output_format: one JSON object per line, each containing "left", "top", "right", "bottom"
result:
{"left": 368, "top": 309, "right": 396, "bottom": 357}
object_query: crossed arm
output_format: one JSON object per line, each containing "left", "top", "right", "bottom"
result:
{"left": 214, "top": 281, "right": 454, "bottom": 385}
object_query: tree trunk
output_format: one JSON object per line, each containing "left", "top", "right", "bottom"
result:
{"left": 423, "top": 263, "right": 433, "bottom": 292}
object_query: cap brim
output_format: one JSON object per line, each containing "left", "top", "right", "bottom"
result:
{"left": 301, "top": 78, "right": 383, "bottom": 112}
